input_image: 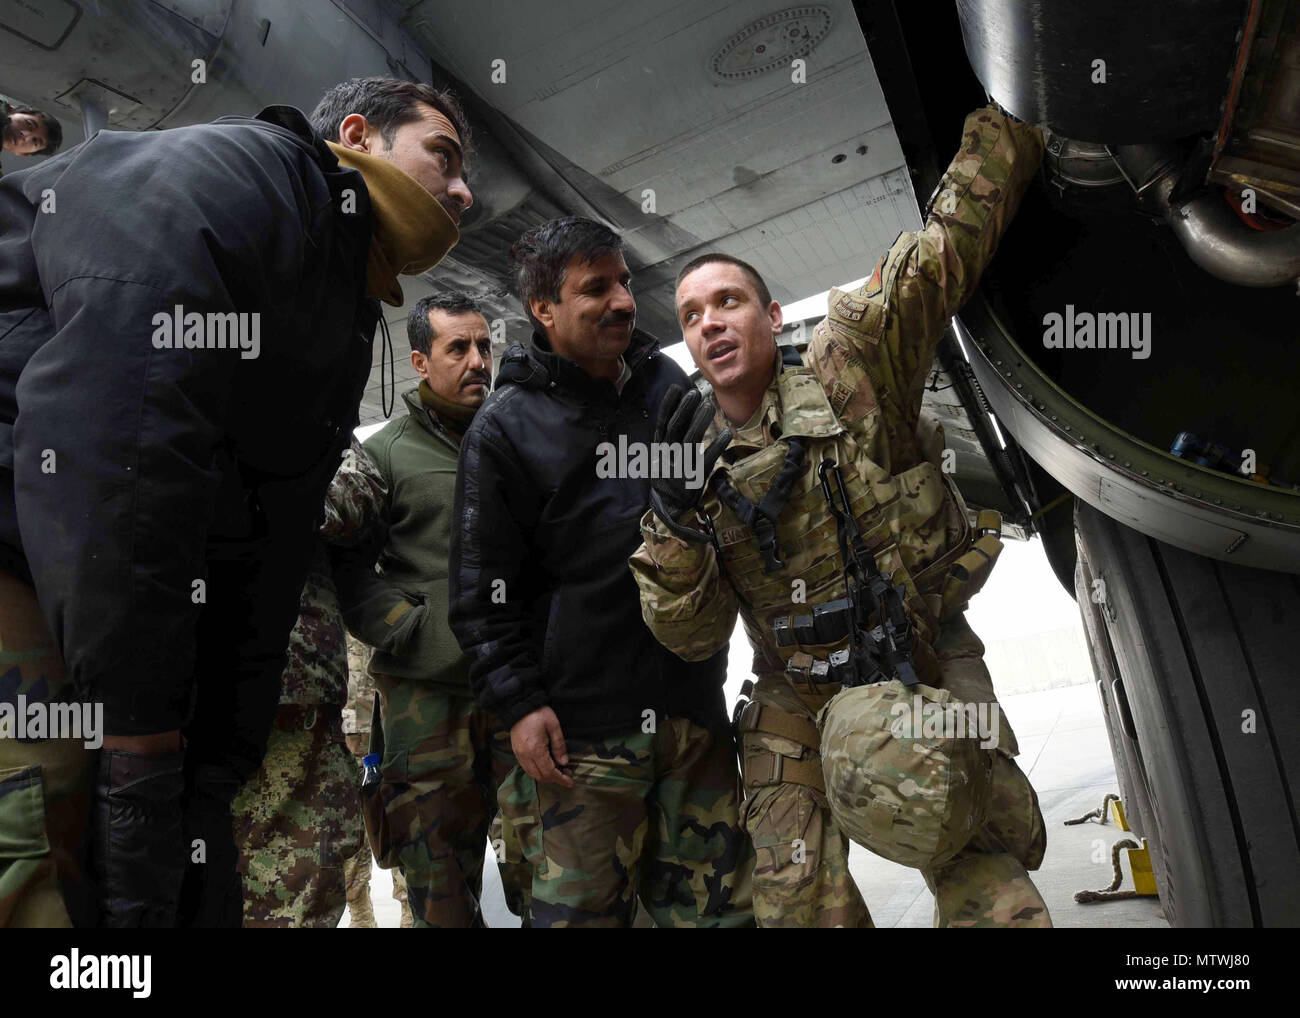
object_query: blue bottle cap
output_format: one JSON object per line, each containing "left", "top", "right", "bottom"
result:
{"left": 362, "top": 753, "right": 381, "bottom": 767}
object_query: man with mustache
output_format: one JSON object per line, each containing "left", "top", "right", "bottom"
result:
{"left": 332, "top": 293, "right": 529, "bottom": 927}
{"left": 0, "top": 76, "right": 467, "bottom": 927}
{"left": 448, "top": 216, "right": 753, "bottom": 928}
{"left": 1, "top": 102, "right": 62, "bottom": 162}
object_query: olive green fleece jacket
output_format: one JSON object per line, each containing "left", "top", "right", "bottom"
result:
{"left": 331, "top": 385, "right": 475, "bottom": 693}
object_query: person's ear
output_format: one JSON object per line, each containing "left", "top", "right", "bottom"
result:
{"left": 530, "top": 296, "right": 555, "bottom": 333}
{"left": 769, "top": 300, "right": 784, "bottom": 337}
{"left": 410, "top": 349, "right": 429, "bottom": 381}
{"left": 338, "top": 113, "right": 375, "bottom": 153}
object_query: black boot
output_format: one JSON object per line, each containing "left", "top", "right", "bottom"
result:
{"left": 90, "top": 748, "right": 187, "bottom": 927}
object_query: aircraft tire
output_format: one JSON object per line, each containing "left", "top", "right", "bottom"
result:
{"left": 1073, "top": 501, "right": 1300, "bottom": 927}
{"left": 1073, "top": 543, "right": 1156, "bottom": 847}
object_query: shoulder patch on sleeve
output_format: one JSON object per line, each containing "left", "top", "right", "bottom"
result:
{"left": 826, "top": 285, "right": 884, "bottom": 346}
{"left": 864, "top": 262, "right": 883, "bottom": 295}
{"left": 833, "top": 292, "right": 868, "bottom": 322}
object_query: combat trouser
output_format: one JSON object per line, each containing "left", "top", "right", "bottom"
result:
{"left": 372, "top": 674, "right": 530, "bottom": 927}
{"left": 740, "top": 613, "right": 1050, "bottom": 928}
{"left": 341, "top": 841, "right": 375, "bottom": 926}
{"left": 0, "top": 571, "right": 93, "bottom": 927}
{"left": 498, "top": 715, "right": 755, "bottom": 928}
{"left": 342, "top": 679, "right": 377, "bottom": 925}
{"left": 231, "top": 704, "right": 364, "bottom": 927}
{"left": 740, "top": 680, "right": 872, "bottom": 928}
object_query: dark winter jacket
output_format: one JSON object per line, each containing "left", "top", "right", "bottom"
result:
{"left": 449, "top": 330, "right": 729, "bottom": 739}
{"left": 0, "top": 106, "right": 377, "bottom": 743}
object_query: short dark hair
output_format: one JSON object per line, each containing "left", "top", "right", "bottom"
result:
{"left": 308, "top": 77, "right": 470, "bottom": 155}
{"left": 6, "top": 104, "right": 61, "bottom": 155}
{"left": 676, "top": 252, "right": 772, "bottom": 308}
{"left": 510, "top": 216, "right": 624, "bottom": 333}
{"left": 407, "top": 292, "right": 484, "bottom": 354}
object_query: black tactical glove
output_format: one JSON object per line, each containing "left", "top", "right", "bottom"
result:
{"left": 648, "top": 384, "right": 732, "bottom": 543}
{"left": 90, "top": 747, "right": 187, "bottom": 927}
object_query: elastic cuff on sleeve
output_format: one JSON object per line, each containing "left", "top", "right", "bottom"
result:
{"left": 497, "top": 690, "right": 550, "bottom": 730}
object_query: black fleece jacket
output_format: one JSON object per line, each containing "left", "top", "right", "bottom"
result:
{"left": 449, "top": 330, "right": 729, "bottom": 739}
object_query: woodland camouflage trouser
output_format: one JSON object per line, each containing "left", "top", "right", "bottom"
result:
{"left": 740, "top": 614, "right": 1051, "bottom": 928}
{"left": 0, "top": 572, "right": 91, "bottom": 927}
{"left": 373, "top": 674, "right": 529, "bottom": 927}
{"left": 498, "top": 715, "right": 755, "bottom": 928}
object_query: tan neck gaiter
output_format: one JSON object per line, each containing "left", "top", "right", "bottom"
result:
{"left": 327, "top": 142, "right": 459, "bottom": 306}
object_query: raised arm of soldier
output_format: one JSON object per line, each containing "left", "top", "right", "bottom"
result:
{"left": 631, "top": 104, "right": 1042, "bottom": 657}
{"left": 809, "top": 104, "right": 1043, "bottom": 457}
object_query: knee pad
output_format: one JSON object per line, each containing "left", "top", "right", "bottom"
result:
{"left": 819, "top": 679, "right": 995, "bottom": 870}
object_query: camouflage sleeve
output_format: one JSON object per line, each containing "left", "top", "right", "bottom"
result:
{"left": 809, "top": 105, "right": 1042, "bottom": 431}
{"left": 320, "top": 436, "right": 388, "bottom": 546}
{"left": 629, "top": 507, "right": 739, "bottom": 662}
{"left": 324, "top": 435, "right": 423, "bottom": 654}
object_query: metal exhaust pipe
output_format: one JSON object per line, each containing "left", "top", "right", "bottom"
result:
{"left": 1114, "top": 144, "right": 1300, "bottom": 288}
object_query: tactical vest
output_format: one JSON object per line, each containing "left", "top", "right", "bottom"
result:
{"left": 706, "top": 357, "right": 1003, "bottom": 693}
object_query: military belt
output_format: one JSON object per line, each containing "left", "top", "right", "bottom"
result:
{"left": 273, "top": 703, "right": 344, "bottom": 738}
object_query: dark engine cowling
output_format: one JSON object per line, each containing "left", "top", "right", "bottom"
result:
{"left": 956, "top": 0, "right": 1248, "bottom": 144}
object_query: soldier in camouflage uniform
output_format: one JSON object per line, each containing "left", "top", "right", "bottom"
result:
{"left": 333, "top": 293, "right": 531, "bottom": 928}
{"left": 230, "top": 437, "right": 386, "bottom": 927}
{"left": 449, "top": 218, "right": 753, "bottom": 929}
{"left": 631, "top": 105, "right": 1051, "bottom": 928}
